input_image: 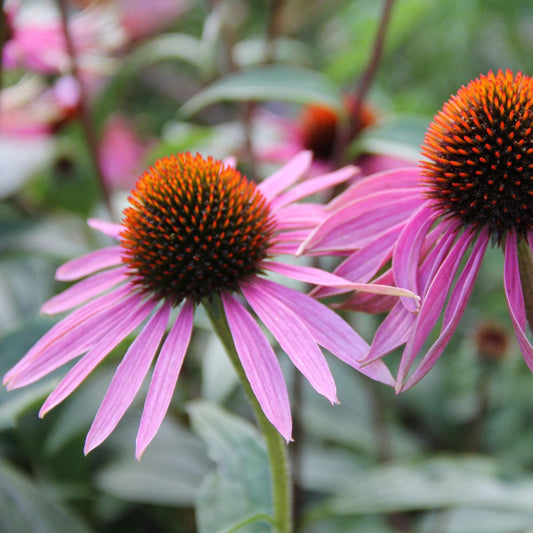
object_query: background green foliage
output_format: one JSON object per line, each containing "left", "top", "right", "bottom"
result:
{"left": 2, "top": 0, "right": 533, "bottom": 532}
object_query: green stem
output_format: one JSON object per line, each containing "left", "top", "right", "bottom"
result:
{"left": 204, "top": 295, "right": 292, "bottom": 533}
{"left": 517, "top": 237, "right": 533, "bottom": 334}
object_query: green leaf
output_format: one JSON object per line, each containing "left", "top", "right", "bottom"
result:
{"left": 0, "top": 459, "right": 91, "bottom": 533}
{"left": 95, "top": 418, "right": 210, "bottom": 506}
{"left": 353, "top": 114, "right": 430, "bottom": 161}
{"left": 327, "top": 456, "right": 533, "bottom": 515}
{"left": 188, "top": 400, "right": 273, "bottom": 533}
{"left": 419, "top": 508, "right": 533, "bottom": 533}
{"left": 181, "top": 65, "right": 343, "bottom": 117}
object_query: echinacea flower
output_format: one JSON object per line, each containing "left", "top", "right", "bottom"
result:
{"left": 255, "top": 98, "right": 414, "bottom": 176}
{"left": 300, "top": 70, "right": 533, "bottom": 392}
{"left": 3, "top": 151, "right": 411, "bottom": 458}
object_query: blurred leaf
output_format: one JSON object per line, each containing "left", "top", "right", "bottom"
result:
{"left": 188, "top": 400, "right": 273, "bottom": 533}
{"left": 327, "top": 456, "right": 533, "bottom": 515}
{"left": 354, "top": 115, "right": 430, "bottom": 161}
{"left": 232, "top": 38, "right": 311, "bottom": 68}
{"left": 181, "top": 65, "right": 343, "bottom": 117}
{"left": 0, "top": 316, "right": 57, "bottom": 429}
{"left": 419, "top": 508, "right": 533, "bottom": 533}
{"left": 201, "top": 331, "right": 238, "bottom": 404}
{"left": 0, "top": 137, "right": 55, "bottom": 200}
{"left": 0, "top": 459, "right": 91, "bottom": 533}
{"left": 95, "top": 419, "right": 210, "bottom": 506}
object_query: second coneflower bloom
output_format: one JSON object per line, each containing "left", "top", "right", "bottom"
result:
{"left": 301, "top": 70, "right": 533, "bottom": 392}
{"left": 3, "top": 151, "right": 409, "bottom": 458}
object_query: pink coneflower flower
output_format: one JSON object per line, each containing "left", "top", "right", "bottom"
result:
{"left": 255, "top": 99, "right": 414, "bottom": 176}
{"left": 3, "top": 151, "right": 410, "bottom": 458}
{"left": 99, "top": 115, "right": 152, "bottom": 190}
{"left": 300, "top": 70, "right": 533, "bottom": 392}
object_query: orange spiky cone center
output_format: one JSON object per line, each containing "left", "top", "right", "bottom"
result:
{"left": 121, "top": 153, "right": 274, "bottom": 304}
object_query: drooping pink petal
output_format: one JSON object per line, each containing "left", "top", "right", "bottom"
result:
{"left": 242, "top": 281, "right": 337, "bottom": 403}
{"left": 364, "top": 302, "right": 416, "bottom": 364}
{"left": 396, "top": 230, "right": 475, "bottom": 391}
{"left": 88, "top": 218, "right": 123, "bottom": 240}
{"left": 252, "top": 278, "right": 394, "bottom": 386}
{"left": 503, "top": 233, "right": 533, "bottom": 371}
{"left": 299, "top": 191, "right": 424, "bottom": 254}
{"left": 393, "top": 204, "right": 438, "bottom": 313}
{"left": 136, "top": 299, "right": 194, "bottom": 459}
{"left": 4, "top": 284, "right": 133, "bottom": 385}
{"left": 328, "top": 167, "right": 421, "bottom": 211}
{"left": 263, "top": 261, "right": 419, "bottom": 299}
{"left": 39, "top": 297, "right": 157, "bottom": 416}
{"left": 401, "top": 232, "right": 489, "bottom": 390}
{"left": 258, "top": 151, "right": 312, "bottom": 202}
{"left": 312, "top": 223, "right": 403, "bottom": 299}
{"left": 84, "top": 303, "right": 172, "bottom": 454}
{"left": 56, "top": 246, "right": 124, "bottom": 281}
{"left": 7, "top": 290, "right": 146, "bottom": 389}
{"left": 271, "top": 165, "right": 358, "bottom": 210}
{"left": 338, "top": 269, "right": 397, "bottom": 313}
{"left": 42, "top": 266, "right": 129, "bottom": 315}
{"left": 221, "top": 293, "right": 292, "bottom": 441}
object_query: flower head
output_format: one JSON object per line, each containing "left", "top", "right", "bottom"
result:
{"left": 4, "top": 151, "right": 408, "bottom": 458}
{"left": 300, "top": 70, "right": 533, "bottom": 392}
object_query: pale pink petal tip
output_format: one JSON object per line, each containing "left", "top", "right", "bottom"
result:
{"left": 87, "top": 219, "right": 123, "bottom": 239}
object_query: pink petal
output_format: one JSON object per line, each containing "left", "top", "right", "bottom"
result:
{"left": 7, "top": 290, "right": 146, "bottom": 389}
{"left": 364, "top": 302, "right": 416, "bottom": 364}
{"left": 222, "top": 293, "right": 292, "bottom": 441}
{"left": 299, "top": 191, "right": 423, "bottom": 254}
{"left": 393, "top": 204, "right": 438, "bottom": 312}
{"left": 263, "top": 261, "right": 419, "bottom": 299}
{"left": 4, "top": 284, "right": 133, "bottom": 385}
{"left": 253, "top": 278, "right": 394, "bottom": 386}
{"left": 88, "top": 219, "right": 123, "bottom": 239}
{"left": 401, "top": 232, "right": 488, "bottom": 390}
{"left": 42, "top": 266, "right": 129, "bottom": 315}
{"left": 503, "top": 233, "right": 533, "bottom": 371}
{"left": 56, "top": 246, "right": 124, "bottom": 281}
{"left": 312, "top": 223, "right": 403, "bottom": 299}
{"left": 136, "top": 299, "right": 194, "bottom": 459}
{"left": 396, "top": 230, "right": 475, "bottom": 391}
{"left": 327, "top": 167, "right": 421, "bottom": 211}
{"left": 271, "top": 165, "right": 358, "bottom": 210}
{"left": 242, "top": 281, "right": 337, "bottom": 403}
{"left": 39, "top": 297, "right": 157, "bottom": 416}
{"left": 339, "top": 269, "right": 397, "bottom": 313}
{"left": 258, "top": 151, "right": 312, "bottom": 202}
{"left": 274, "top": 203, "right": 326, "bottom": 230}
{"left": 84, "top": 303, "right": 172, "bottom": 454}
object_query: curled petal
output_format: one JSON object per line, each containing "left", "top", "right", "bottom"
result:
{"left": 504, "top": 233, "right": 533, "bottom": 371}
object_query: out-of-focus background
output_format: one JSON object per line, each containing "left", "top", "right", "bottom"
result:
{"left": 1, "top": 1, "right": 533, "bottom": 532}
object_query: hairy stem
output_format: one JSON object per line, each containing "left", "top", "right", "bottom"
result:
{"left": 205, "top": 295, "right": 292, "bottom": 533}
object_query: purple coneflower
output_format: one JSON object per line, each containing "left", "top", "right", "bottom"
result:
{"left": 4, "top": 151, "right": 408, "bottom": 458}
{"left": 300, "top": 70, "right": 533, "bottom": 392}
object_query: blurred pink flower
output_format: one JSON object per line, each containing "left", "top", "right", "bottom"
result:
{"left": 255, "top": 99, "right": 414, "bottom": 175}
{"left": 99, "top": 115, "right": 152, "bottom": 190}
{"left": 300, "top": 70, "right": 533, "bottom": 392}
{"left": 115, "top": 0, "right": 190, "bottom": 41}
{"left": 4, "top": 151, "right": 411, "bottom": 457}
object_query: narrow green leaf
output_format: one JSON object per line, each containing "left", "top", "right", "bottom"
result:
{"left": 181, "top": 65, "right": 343, "bottom": 117}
